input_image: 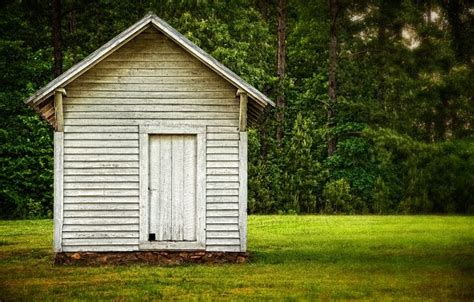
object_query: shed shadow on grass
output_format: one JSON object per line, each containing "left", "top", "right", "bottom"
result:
{"left": 249, "top": 246, "right": 474, "bottom": 273}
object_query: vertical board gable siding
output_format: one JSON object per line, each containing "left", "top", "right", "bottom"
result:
{"left": 61, "top": 26, "right": 241, "bottom": 252}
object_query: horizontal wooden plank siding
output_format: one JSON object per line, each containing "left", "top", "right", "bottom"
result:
{"left": 63, "top": 203, "right": 139, "bottom": 210}
{"left": 63, "top": 224, "right": 139, "bottom": 232}
{"left": 61, "top": 26, "right": 242, "bottom": 252}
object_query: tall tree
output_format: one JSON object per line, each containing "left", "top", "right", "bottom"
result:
{"left": 276, "top": 0, "right": 287, "bottom": 145}
{"left": 52, "top": 0, "right": 62, "bottom": 77}
{"left": 327, "top": 0, "right": 339, "bottom": 156}
{"left": 442, "top": 0, "right": 472, "bottom": 64}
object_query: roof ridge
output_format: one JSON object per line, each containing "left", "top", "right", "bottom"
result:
{"left": 24, "top": 13, "right": 274, "bottom": 107}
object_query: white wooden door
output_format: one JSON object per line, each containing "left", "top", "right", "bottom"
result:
{"left": 149, "top": 134, "right": 197, "bottom": 241}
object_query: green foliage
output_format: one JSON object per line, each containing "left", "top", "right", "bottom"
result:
{"left": 322, "top": 179, "right": 354, "bottom": 214}
{"left": 368, "top": 128, "right": 474, "bottom": 214}
{"left": 0, "top": 113, "right": 53, "bottom": 219}
{"left": 0, "top": 0, "right": 472, "bottom": 217}
{"left": 248, "top": 129, "right": 279, "bottom": 214}
{"left": 0, "top": 7, "right": 54, "bottom": 218}
{"left": 372, "top": 177, "right": 394, "bottom": 214}
{"left": 281, "top": 113, "right": 322, "bottom": 213}
{"left": 170, "top": 7, "right": 275, "bottom": 90}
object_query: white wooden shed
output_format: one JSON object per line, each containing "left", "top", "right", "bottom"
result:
{"left": 25, "top": 13, "right": 274, "bottom": 258}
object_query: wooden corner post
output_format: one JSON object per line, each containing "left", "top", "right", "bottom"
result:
{"left": 237, "top": 89, "right": 248, "bottom": 252}
{"left": 54, "top": 88, "right": 66, "bottom": 132}
{"left": 53, "top": 87, "right": 66, "bottom": 253}
{"left": 237, "top": 89, "right": 247, "bottom": 132}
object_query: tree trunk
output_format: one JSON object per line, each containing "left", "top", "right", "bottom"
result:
{"left": 52, "top": 0, "right": 63, "bottom": 77}
{"left": 376, "top": 4, "right": 387, "bottom": 109}
{"left": 255, "top": 0, "right": 270, "bottom": 21}
{"left": 276, "top": 0, "right": 287, "bottom": 145}
{"left": 327, "top": 0, "right": 339, "bottom": 156}
{"left": 435, "top": 97, "right": 450, "bottom": 141}
{"left": 444, "top": 0, "right": 464, "bottom": 62}
{"left": 427, "top": 0, "right": 431, "bottom": 25}
{"left": 259, "top": 114, "right": 269, "bottom": 160}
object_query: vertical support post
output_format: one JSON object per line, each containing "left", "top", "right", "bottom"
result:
{"left": 53, "top": 132, "right": 64, "bottom": 252}
{"left": 238, "top": 90, "right": 248, "bottom": 132}
{"left": 239, "top": 132, "right": 248, "bottom": 252}
{"left": 54, "top": 88, "right": 66, "bottom": 131}
{"left": 138, "top": 130, "right": 149, "bottom": 244}
{"left": 53, "top": 87, "right": 66, "bottom": 252}
{"left": 237, "top": 89, "right": 248, "bottom": 252}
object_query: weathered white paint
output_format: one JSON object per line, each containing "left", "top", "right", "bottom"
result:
{"left": 207, "top": 148, "right": 239, "bottom": 155}
{"left": 65, "top": 133, "right": 138, "bottom": 140}
{"left": 207, "top": 217, "right": 239, "bottom": 224}
{"left": 64, "top": 104, "right": 239, "bottom": 112}
{"left": 207, "top": 210, "right": 239, "bottom": 217}
{"left": 207, "top": 203, "right": 239, "bottom": 210}
{"left": 64, "top": 140, "right": 139, "bottom": 147}
{"left": 64, "top": 148, "right": 139, "bottom": 155}
{"left": 207, "top": 238, "right": 241, "bottom": 245}
{"left": 182, "top": 136, "right": 197, "bottom": 240}
{"left": 64, "top": 126, "right": 138, "bottom": 133}
{"left": 64, "top": 119, "right": 239, "bottom": 127}
{"left": 239, "top": 132, "right": 248, "bottom": 252}
{"left": 148, "top": 134, "right": 197, "bottom": 241}
{"left": 63, "top": 210, "right": 139, "bottom": 218}
{"left": 207, "top": 196, "right": 239, "bottom": 203}
{"left": 206, "top": 189, "right": 239, "bottom": 196}
{"left": 66, "top": 98, "right": 237, "bottom": 106}
{"left": 64, "top": 112, "right": 239, "bottom": 120}
{"left": 207, "top": 175, "right": 239, "bottom": 182}
{"left": 63, "top": 224, "right": 139, "bottom": 232}
{"left": 63, "top": 161, "right": 139, "bottom": 168}
{"left": 206, "top": 245, "right": 241, "bottom": 252}
{"left": 139, "top": 124, "right": 206, "bottom": 250}
{"left": 64, "top": 189, "right": 139, "bottom": 197}
{"left": 64, "top": 183, "right": 138, "bottom": 189}
{"left": 64, "top": 154, "right": 139, "bottom": 162}
{"left": 62, "top": 232, "right": 138, "bottom": 239}
{"left": 62, "top": 246, "right": 139, "bottom": 252}
{"left": 206, "top": 224, "right": 239, "bottom": 231}
{"left": 63, "top": 217, "right": 138, "bottom": 225}
{"left": 207, "top": 182, "right": 239, "bottom": 189}
{"left": 53, "top": 132, "right": 64, "bottom": 252}
{"left": 64, "top": 175, "right": 139, "bottom": 182}
{"left": 207, "top": 133, "right": 240, "bottom": 140}
{"left": 63, "top": 203, "right": 139, "bottom": 210}
{"left": 207, "top": 231, "right": 239, "bottom": 238}
{"left": 25, "top": 13, "right": 276, "bottom": 255}
{"left": 209, "top": 166, "right": 237, "bottom": 175}
{"left": 64, "top": 168, "right": 139, "bottom": 175}
{"left": 207, "top": 140, "right": 239, "bottom": 147}
{"left": 46, "top": 25, "right": 256, "bottom": 253}
{"left": 207, "top": 154, "right": 239, "bottom": 161}
{"left": 138, "top": 132, "right": 148, "bottom": 244}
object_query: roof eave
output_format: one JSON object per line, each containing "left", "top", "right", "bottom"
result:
{"left": 24, "top": 13, "right": 275, "bottom": 108}
{"left": 24, "top": 14, "right": 154, "bottom": 105}
{"left": 149, "top": 17, "right": 275, "bottom": 107}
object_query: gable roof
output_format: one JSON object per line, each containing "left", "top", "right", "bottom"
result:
{"left": 25, "top": 13, "right": 274, "bottom": 111}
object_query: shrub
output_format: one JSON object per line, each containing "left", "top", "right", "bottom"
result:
{"left": 322, "top": 178, "right": 354, "bottom": 214}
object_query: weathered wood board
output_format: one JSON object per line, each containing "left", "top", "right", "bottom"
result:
{"left": 61, "top": 26, "right": 244, "bottom": 252}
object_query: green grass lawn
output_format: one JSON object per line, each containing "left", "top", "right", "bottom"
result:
{"left": 0, "top": 216, "right": 472, "bottom": 301}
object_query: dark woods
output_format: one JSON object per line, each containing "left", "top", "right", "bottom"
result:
{"left": 0, "top": 0, "right": 472, "bottom": 218}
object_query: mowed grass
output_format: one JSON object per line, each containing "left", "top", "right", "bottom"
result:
{"left": 0, "top": 216, "right": 473, "bottom": 301}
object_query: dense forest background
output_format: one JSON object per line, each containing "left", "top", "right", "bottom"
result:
{"left": 0, "top": 0, "right": 472, "bottom": 218}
